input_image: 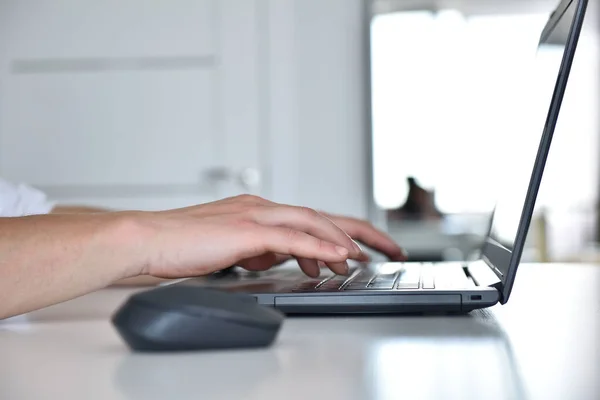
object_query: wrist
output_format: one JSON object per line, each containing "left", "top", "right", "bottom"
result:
{"left": 100, "top": 211, "right": 155, "bottom": 280}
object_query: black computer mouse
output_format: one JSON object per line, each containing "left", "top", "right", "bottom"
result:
{"left": 111, "top": 284, "right": 284, "bottom": 352}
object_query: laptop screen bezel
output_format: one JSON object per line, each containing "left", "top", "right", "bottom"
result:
{"left": 480, "top": 0, "right": 587, "bottom": 304}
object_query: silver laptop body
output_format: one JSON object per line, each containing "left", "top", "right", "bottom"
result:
{"left": 178, "top": 0, "right": 588, "bottom": 314}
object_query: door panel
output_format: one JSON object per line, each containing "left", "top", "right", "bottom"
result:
{"left": 0, "top": 0, "right": 215, "bottom": 58}
{"left": 0, "top": 0, "right": 264, "bottom": 210}
{"left": 1, "top": 69, "right": 215, "bottom": 186}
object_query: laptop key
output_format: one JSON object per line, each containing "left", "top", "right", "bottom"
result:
{"left": 351, "top": 268, "right": 379, "bottom": 284}
{"left": 342, "top": 282, "right": 369, "bottom": 290}
{"left": 421, "top": 265, "right": 435, "bottom": 289}
{"left": 395, "top": 264, "right": 421, "bottom": 289}
{"left": 368, "top": 272, "right": 400, "bottom": 290}
{"left": 343, "top": 282, "right": 370, "bottom": 290}
{"left": 318, "top": 275, "right": 351, "bottom": 291}
{"left": 367, "top": 281, "right": 396, "bottom": 290}
{"left": 291, "top": 279, "right": 325, "bottom": 292}
{"left": 434, "top": 263, "right": 470, "bottom": 289}
{"left": 396, "top": 283, "right": 419, "bottom": 289}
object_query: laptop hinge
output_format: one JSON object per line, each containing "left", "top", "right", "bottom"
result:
{"left": 466, "top": 259, "right": 503, "bottom": 294}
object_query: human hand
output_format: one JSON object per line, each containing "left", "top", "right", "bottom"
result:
{"left": 249, "top": 213, "right": 407, "bottom": 272}
{"left": 323, "top": 213, "right": 407, "bottom": 262}
{"left": 134, "top": 195, "right": 367, "bottom": 279}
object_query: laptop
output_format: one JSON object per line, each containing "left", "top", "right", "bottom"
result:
{"left": 177, "top": 0, "right": 588, "bottom": 314}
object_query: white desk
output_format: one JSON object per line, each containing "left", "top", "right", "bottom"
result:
{"left": 1, "top": 264, "right": 599, "bottom": 400}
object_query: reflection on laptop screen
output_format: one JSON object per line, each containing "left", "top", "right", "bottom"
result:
{"left": 488, "top": 1, "right": 578, "bottom": 251}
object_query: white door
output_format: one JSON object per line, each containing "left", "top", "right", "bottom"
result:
{"left": 0, "top": 0, "right": 264, "bottom": 211}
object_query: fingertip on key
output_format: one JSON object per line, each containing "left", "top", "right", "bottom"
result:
{"left": 335, "top": 246, "right": 349, "bottom": 257}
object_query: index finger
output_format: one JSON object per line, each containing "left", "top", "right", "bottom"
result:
{"left": 332, "top": 217, "right": 407, "bottom": 261}
{"left": 240, "top": 226, "right": 351, "bottom": 275}
{"left": 248, "top": 205, "right": 363, "bottom": 259}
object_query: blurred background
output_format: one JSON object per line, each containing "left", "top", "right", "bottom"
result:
{"left": 370, "top": 0, "right": 599, "bottom": 263}
{"left": 0, "top": 0, "right": 598, "bottom": 264}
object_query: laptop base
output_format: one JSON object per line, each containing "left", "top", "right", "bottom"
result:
{"left": 176, "top": 261, "right": 501, "bottom": 315}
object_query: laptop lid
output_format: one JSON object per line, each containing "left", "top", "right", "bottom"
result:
{"left": 479, "top": 0, "right": 588, "bottom": 304}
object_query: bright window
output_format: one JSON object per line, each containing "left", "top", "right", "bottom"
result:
{"left": 371, "top": 11, "right": 598, "bottom": 216}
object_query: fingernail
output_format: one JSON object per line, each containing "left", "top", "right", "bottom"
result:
{"left": 342, "top": 261, "right": 350, "bottom": 275}
{"left": 335, "top": 246, "right": 349, "bottom": 257}
{"left": 351, "top": 240, "right": 362, "bottom": 254}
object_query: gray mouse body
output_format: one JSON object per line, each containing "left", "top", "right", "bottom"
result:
{"left": 112, "top": 285, "right": 284, "bottom": 351}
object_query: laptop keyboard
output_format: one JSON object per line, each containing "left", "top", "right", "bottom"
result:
{"left": 291, "top": 262, "right": 472, "bottom": 292}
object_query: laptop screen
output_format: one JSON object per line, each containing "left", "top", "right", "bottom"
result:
{"left": 489, "top": 1, "right": 579, "bottom": 251}
{"left": 482, "top": 0, "right": 587, "bottom": 299}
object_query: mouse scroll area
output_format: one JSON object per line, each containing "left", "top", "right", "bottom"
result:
{"left": 112, "top": 286, "right": 284, "bottom": 352}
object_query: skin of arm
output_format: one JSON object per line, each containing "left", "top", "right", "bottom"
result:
{"left": 1, "top": 195, "right": 405, "bottom": 319}
{"left": 49, "top": 205, "right": 406, "bottom": 287}
{"left": 51, "top": 205, "right": 174, "bottom": 286}
{"left": 0, "top": 212, "right": 148, "bottom": 319}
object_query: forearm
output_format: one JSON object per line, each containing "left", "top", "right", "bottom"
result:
{"left": 0, "top": 213, "right": 146, "bottom": 319}
{"left": 51, "top": 205, "right": 169, "bottom": 287}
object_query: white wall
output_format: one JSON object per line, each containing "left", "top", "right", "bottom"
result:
{"left": 267, "top": 0, "right": 372, "bottom": 219}
{"left": 0, "top": 0, "right": 267, "bottom": 210}
{"left": 373, "top": 0, "right": 562, "bottom": 15}
{"left": 0, "top": 0, "right": 374, "bottom": 218}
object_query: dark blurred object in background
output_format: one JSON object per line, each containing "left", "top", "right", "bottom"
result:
{"left": 387, "top": 177, "right": 444, "bottom": 222}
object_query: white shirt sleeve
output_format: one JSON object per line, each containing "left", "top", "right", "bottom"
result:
{"left": 0, "top": 178, "right": 56, "bottom": 217}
